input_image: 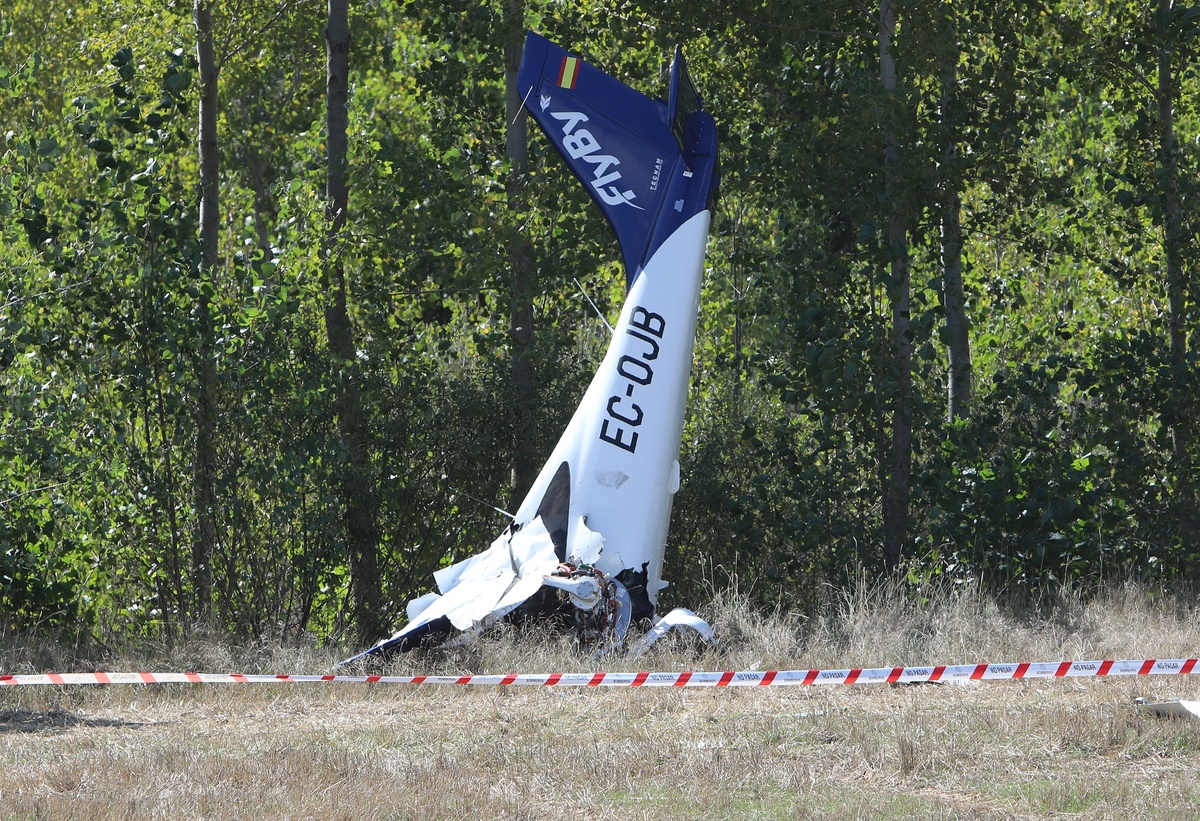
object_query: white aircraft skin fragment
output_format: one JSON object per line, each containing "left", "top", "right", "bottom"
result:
{"left": 406, "top": 592, "right": 440, "bottom": 622}
{"left": 568, "top": 516, "right": 604, "bottom": 566}
{"left": 626, "top": 608, "right": 716, "bottom": 658}
{"left": 401, "top": 520, "right": 562, "bottom": 633}
{"left": 1137, "top": 699, "right": 1200, "bottom": 721}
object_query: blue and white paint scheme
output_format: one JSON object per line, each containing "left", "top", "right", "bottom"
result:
{"left": 346, "top": 32, "right": 718, "bottom": 661}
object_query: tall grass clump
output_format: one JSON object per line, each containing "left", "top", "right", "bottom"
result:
{"left": 3, "top": 579, "right": 1198, "bottom": 676}
{"left": 361, "top": 578, "right": 1200, "bottom": 677}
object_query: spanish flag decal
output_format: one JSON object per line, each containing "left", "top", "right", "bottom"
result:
{"left": 557, "top": 55, "right": 580, "bottom": 89}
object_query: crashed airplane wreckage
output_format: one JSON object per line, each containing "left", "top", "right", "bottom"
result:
{"left": 344, "top": 32, "right": 719, "bottom": 663}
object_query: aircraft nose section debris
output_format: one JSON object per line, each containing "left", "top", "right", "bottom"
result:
{"left": 543, "top": 573, "right": 604, "bottom": 610}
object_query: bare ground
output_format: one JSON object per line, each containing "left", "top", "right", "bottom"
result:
{"left": 3, "top": 582, "right": 1200, "bottom": 820}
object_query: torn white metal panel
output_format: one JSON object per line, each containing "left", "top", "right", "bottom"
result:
{"left": 1137, "top": 698, "right": 1200, "bottom": 720}
{"left": 567, "top": 516, "right": 604, "bottom": 566}
{"left": 505, "top": 518, "right": 561, "bottom": 574}
{"left": 405, "top": 591, "right": 439, "bottom": 622}
{"left": 403, "top": 518, "right": 562, "bottom": 633}
{"left": 627, "top": 608, "right": 715, "bottom": 658}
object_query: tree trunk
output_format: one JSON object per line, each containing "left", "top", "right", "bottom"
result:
{"left": 938, "top": 5, "right": 971, "bottom": 423}
{"left": 325, "top": 0, "right": 383, "bottom": 644}
{"left": 1157, "top": 0, "right": 1199, "bottom": 558}
{"left": 192, "top": 0, "right": 220, "bottom": 625}
{"left": 879, "top": 0, "right": 911, "bottom": 575}
{"left": 505, "top": 0, "right": 538, "bottom": 505}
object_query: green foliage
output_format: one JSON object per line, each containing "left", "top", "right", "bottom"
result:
{"left": 1, "top": 0, "right": 1199, "bottom": 647}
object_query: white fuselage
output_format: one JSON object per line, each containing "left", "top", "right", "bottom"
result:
{"left": 510, "top": 209, "right": 711, "bottom": 602}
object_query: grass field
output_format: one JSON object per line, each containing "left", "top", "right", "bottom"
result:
{"left": 3, "top": 583, "right": 1200, "bottom": 819}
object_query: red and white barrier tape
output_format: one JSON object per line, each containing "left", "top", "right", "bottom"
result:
{"left": 1, "top": 659, "right": 1196, "bottom": 688}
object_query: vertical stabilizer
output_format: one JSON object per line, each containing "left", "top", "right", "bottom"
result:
{"left": 517, "top": 32, "right": 717, "bottom": 286}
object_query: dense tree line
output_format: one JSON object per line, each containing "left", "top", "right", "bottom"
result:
{"left": 1, "top": 0, "right": 1196, "bottom": 647}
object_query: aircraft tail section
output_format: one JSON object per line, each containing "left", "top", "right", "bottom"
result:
{"left": 518, "top": 32, "right": 717, "bottom": 287}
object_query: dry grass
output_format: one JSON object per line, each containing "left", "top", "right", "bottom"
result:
{"left": 3, "top": 581, "right": 1200, "bottom": 820}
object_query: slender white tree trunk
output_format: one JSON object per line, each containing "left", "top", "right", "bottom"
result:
{"left": 879, "top": 0, "right": 911, "bottom": 575}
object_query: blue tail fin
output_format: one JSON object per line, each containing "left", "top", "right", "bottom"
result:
{"left": 518, "top": 32, "right": 718, "bottom": 288}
